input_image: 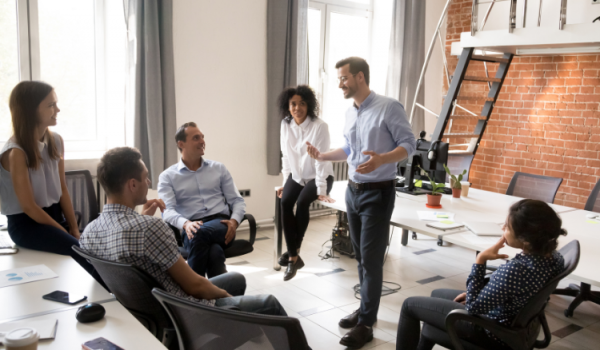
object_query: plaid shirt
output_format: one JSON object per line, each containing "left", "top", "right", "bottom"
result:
{"left": 81, "top": 204, "right": 215, "bottom": 306}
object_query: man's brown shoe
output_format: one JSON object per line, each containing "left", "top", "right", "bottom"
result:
{"left": 338, "top": 308, "right": 360, "bottom": 329}
{"left": 339, "top": 324, "right": 373, "bottom": 348}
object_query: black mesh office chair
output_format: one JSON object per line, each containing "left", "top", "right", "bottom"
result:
{"left": 152, "top": 288, "right": 310, "bottom": 350}
{"left": 65, "top": 170, "right": 99, "bottom": 231}
{"left": 553, "top": 178, "right": 600, "bottom": 317}
{"left": 506, "top": 172, "right": 563, "bottom": 204}
{"left": 418, "top": 240, "right": 580, "bottom": 350}
{"left": 72, "top": 246, "right": 178, "bottom": 349}
{"left": 168, "top": 213, "right": 257, "bottom": 260}
{"left": 445, "top": 154, "right": 475, "bottom": 183}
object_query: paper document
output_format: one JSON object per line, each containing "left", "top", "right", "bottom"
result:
{"left": 0, "top": 319, "right": 58, "bottom": 344}
{"left": 0, "top": 265, "right": 58, "bottom": 288}
{"left": 417, "top": 211, "right": 455, "bottom": 222}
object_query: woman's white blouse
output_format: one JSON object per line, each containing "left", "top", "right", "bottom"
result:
{"left": 280, "top": 118, "right": 334, "bottom": 196}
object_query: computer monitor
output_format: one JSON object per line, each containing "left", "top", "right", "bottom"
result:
{"left": 398, "top": 136, "right": 449, "bottom": 195}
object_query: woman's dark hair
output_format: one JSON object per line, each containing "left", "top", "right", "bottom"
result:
{"left": 97, "top": 147, "right": 145, "bottom": 196}
{"left": 507, "top": 199, "right": 567, "bottom": 256}
{"left": 9, "top": 81, "right": 60, "bottom": 169}
{"left": 277, "top": 85, "right": 319, "bottom": 124}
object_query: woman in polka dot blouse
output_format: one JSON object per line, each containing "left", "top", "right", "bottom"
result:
{"left": 396, "top": 199, "right": 567, "bottom": 350}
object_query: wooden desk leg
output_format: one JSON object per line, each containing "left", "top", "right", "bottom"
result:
{"left": 273, "top": 194, "right": 283, "bottom": 271}
{"left": 401, "top": 228, "right": 409, "bottom": 246}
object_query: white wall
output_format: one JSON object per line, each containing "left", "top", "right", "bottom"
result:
{"left": 159, "top": 0, "right": 281, "bottom": 223}
{"left": 424, "top": 0, "right": 448, "bottom": 136}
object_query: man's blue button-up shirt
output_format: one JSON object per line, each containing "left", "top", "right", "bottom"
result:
{"left": 158, "top": 159, "right": 246, "bottom": 230}
{"left": 341, "top": 91, "right": 416, "bottom": 183}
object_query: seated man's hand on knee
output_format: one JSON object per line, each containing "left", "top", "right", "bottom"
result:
{"left": 184, "top": 220, "right": 203, "bottom": 240}
{"left": 221, "top": 219, "right": 238, "bottom": 245}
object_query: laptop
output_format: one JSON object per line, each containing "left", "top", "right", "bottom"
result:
{"left": 464, "top": 221, "right": 504, "bottom": 236}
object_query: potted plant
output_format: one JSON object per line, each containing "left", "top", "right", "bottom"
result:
{"left": 418, "top": 166, "right": 445, "bottom": 208}
{"left": 443, "top": 165, "right": 467, "bottom": 198}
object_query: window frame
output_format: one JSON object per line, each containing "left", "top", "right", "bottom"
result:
{"left": 2, "top": 0, "right": 122, "bottom": 160}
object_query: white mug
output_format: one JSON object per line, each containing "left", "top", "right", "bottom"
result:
{"left": 4, "top": 328, "right": 39, "bottom": 350}
{"left": 460, "top": 181, "right": 470, "bottom": 197}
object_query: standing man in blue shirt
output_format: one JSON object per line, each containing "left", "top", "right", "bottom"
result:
{"left": 308, "top": 57, "right": 416, "bottom": 348}
{"left": 158, "top": 122, "right": 246, "bottom": 279}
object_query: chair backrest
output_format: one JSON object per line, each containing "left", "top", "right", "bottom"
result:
{"left": 510, "top": 240, "right": 580, "bottom": 329}
{"left": 506, "top": 172, "right": 563, "bottom": 203}
{"left": 152, "top": 288, "right": 310, "bottom": 350}
{"left": 584, "top": 178, "right": 600, "bottom": 213}
{"left": 65, "top": 170, "right": 99, "bottom": 230}
{"left": 445, "top": 154, "right": 475, "bottom": 183}
{"left": 72, "top": 246, "right": 173, "bottom": 339}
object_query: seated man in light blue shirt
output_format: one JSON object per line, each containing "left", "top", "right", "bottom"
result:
{"left": 158, "top": 122, "right": 246, "bottom": 278}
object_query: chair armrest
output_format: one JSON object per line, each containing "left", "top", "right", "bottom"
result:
{"left": 243, "top": 214, "right": 257, "bottom": 245}
{"left": 445, "top": 310, "right": 524, "bottom": 350}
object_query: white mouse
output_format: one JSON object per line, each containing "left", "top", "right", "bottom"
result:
{"left": 586, "top": 213, "right": 599, "bottom": 219}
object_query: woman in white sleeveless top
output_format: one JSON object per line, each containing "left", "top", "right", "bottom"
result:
{"left": 0, "top": 81, "right": 104, "bottom": 288}
{"left": 276, "top": 85, "right": 335, "bottom": 281}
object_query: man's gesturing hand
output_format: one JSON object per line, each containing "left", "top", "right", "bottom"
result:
{"left": 306, "top": 142, "right": 324, "bottom": 161}
{"left": 142, "top": 199, "right": 166, "bottom": 216}
{"left": 183, "top": 220, "right": 203, "bottom": 241}
{"left": 356, "top": 151, "right": 384, "bottom": 174}
{"left": 221, "top": 219, "right": 239, "bottom": 245}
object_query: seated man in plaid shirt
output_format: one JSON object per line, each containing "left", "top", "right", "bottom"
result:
{"left": 80, "top": 147, "right": 287, "bottom": 315}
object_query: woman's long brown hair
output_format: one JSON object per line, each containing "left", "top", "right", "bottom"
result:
{"left": 8, "top": 81, "right": 60, "bottom": 170}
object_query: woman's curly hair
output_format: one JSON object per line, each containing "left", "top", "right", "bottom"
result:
{"left": 277, "top": 85, "right": 319, "bottom": 123}
{"left": 507, "top": 199, "right": 567, "bottom": 256}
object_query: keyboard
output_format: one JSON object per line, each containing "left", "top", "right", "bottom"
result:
{"left": 0, "top": 233, "right": 16, "bottom": 249}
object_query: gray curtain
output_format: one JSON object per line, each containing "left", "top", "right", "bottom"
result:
{"left": 266, "top": 0, "right": 308, "bottom": 176}
{"left": 124, "top": 0, "right": 178, "bottom": 188}
{"left": 386, "top": 0, "right": 426, "bottom": 136}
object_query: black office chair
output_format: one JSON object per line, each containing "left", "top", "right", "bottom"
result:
{"left": 152, "top": 288, "right": 310, "bottom": 350}
{"left": 65, "top": 170, "right": 99, "bottom": 231}
{"left": 168, "top": 213, "right": 257, "bottom": 260}
{"left": 506, "top": 172, "right": 563, "bottom": 204}
{"left": 553, "top": 178, "right": 600, "bottom": 317}
{"left": 445, "top": 153, "right": 475, "bottom": 183}
{"left": 418, "top": 240, "right": 580, "bottom": 350}
{"left": 72, "top": 246, "right": 178, "bottom": 349}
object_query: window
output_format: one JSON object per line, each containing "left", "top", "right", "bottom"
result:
{"left": 308, "top": 0, "right": 392, "bottom": 149}
{"left": 0, "top": 0, "right": 127, "bottom": 159}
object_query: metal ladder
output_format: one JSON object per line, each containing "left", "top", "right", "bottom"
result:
{"left": 431, "top": 47, "right": 514, "bottom": 156}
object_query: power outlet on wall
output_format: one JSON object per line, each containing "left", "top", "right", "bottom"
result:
{"left": 239, "top": 189, "right": 251, "bottom": 197}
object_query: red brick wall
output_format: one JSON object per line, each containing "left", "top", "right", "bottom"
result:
{"left": 443, "top": 0, "right": 600, "bottom": 209}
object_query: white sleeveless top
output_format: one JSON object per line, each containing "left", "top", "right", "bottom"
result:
{"left": 0, "top": 132, "right": 63, "bottom": 215}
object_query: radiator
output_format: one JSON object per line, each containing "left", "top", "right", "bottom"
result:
{"left": 310, "top": 161, "right": 348, "bottom": 211}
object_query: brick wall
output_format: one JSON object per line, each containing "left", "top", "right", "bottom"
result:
{"left": 443, "top": 0, "right": 600, "bottom": 209}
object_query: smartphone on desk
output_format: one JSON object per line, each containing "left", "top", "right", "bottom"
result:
{"left": 43, "top": 290, "right": 87, "bottom": 305}
{"left": 82, "top": 337, "right": 125, "bottom": 350}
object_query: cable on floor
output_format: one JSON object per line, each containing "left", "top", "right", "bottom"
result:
{"left": 318, "top": 238, "right": 339, "bottom": 260}
{"left": 353, "top": 281, "right": 402, "bottom": 300}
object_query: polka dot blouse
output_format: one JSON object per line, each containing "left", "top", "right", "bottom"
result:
{"left": 466, "top": 251, "right": 565, "bottom": 326}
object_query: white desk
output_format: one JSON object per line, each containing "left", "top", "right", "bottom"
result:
{"left": 318, "top": 181, "right": 576, "bottom": 246}
{"left": 0, "top": 301, "right": 167, "bottom": 349}
{"left": 443, "top": 209, "right": 600, "bottom": 288}
{"left": 0, "top": 234, "right": 114, "bottom": 322}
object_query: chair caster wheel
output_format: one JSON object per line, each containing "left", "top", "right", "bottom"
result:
{"left": 412, "top": 232, "right": 417, "bottom": 240}
{"left": 564, "top": 309, "right": 573, "bottom": 318}
{"left": 437, "top": 239, "right": 443, "bottom": 246}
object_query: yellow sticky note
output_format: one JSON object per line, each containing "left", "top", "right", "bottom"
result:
{"left": 415, "top": 180, "right": 422, "bottom": 188}
{"left": 586, "top": 220, "right": 599, "bottom": 224}
{"left": 437, "top": 215, "right": 449, "bottom": 218}
{"left": 440, "top": 220, "right": 454, "bottom": 224}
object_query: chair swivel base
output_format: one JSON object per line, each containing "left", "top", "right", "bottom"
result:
{"left": 553, "top": 282, "right": 600, "bottom": 318}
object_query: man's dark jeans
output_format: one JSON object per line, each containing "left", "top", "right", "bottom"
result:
{"left": 183, "top": 215, "right": 233, "bottom": 278}
{"left": 345, "top": 185, "right": 395, "bottom": 326}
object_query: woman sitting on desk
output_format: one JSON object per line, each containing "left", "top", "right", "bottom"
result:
{"left": 396, "top": 199, "right": 567, "bottom": 349}
{"left": 0, "top": 81, "right": 104, "bottom": 287}
{"left": 276, "top": 85, "right": 335, "bottom": 281}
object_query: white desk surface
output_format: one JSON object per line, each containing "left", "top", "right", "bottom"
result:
{"left": 0, "top": 234, "right": 114, "bottom": 322}
{"left": 0, "top": 300, "right": 167, "bottom": 350}
{"left": 318, "top": 181, "right": 577, "bottom": 241}
{"left": 443, "top": 210, "right": 600, "bottom": 288}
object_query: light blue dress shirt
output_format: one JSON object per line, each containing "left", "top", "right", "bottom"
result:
{"left": 158, "top": 159, "right": 246, "bottom": 230}
{"left": 341, "top": 91, "right": 416, "bottom": 183}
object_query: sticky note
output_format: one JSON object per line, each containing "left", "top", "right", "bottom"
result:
{"left": 440, "top": 220, "right": 454, "bottom": 224}
{"left": 415, "top": 180, "right": 422, "bottom": 188}
{"left": 437, "top": 215, "right": 449, "bottom": 218}
{"left": 586, "top": 220, "right": 599, "bottom": 224}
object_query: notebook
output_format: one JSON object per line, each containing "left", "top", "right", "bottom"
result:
{"left": 464, "top": 221, "right": 504, "bottom": 236}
